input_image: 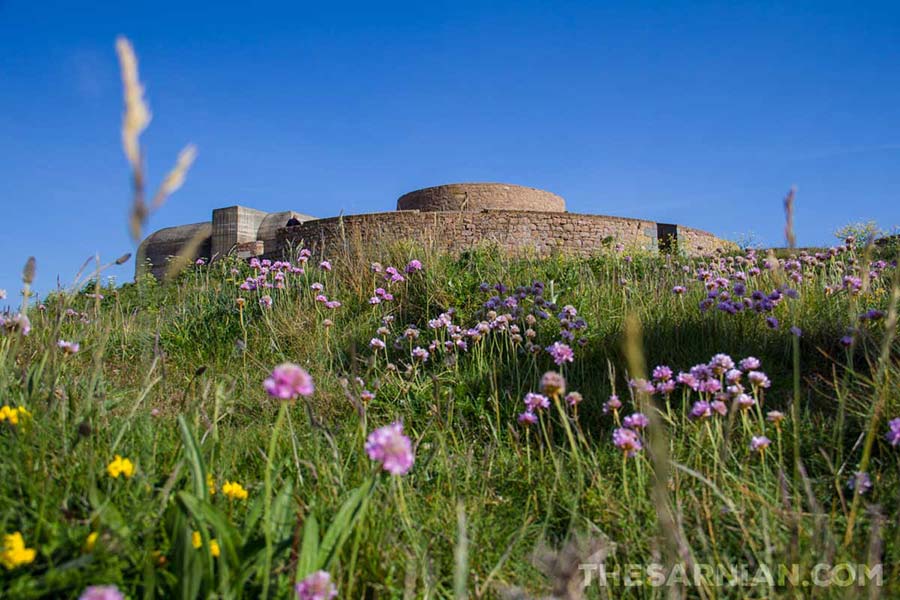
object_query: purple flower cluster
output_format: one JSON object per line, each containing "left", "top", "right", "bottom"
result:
{"left": 370, "top": 280, "right": 588, "bottom": 373}
{"left": 369, "top": 287, "right": 395, "bottom": 305}
{"left": 241, "top": 256, "right": 309, "bottom": 291}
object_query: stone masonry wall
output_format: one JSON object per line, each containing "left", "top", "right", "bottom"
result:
{"left": 397, "top": 183, "right": 566, "bottom": 213}
{"left": 275, "top": 210, "right": 733, "bottom": 259}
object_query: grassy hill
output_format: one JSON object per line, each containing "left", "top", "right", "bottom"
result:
{"left": 1, "top": 242, "right": 899, "bottom": 598}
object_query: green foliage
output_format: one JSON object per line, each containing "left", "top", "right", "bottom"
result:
{"left": 1, "top": 244, "right": 899, "bottom": 598}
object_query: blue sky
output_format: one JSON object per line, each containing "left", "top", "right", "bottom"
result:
{"left": 1, "top": 0, "right": 899, "bottom": 303}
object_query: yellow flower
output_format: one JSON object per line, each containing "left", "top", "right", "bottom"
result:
{"left": 207, "top": 473, "right": 216, "bottom": 495}
{"left": 107, "top": 455, "right": 135, "bottom": 479}
{"left": 1, "top": 532, "right": 37, "bottom": 570}
{"left": 222, "top": 481, "right": 248, "bottom": 501}
{"left": 84, "top": 531, "right": 99, "bottom": 552}
{"left": 0, "top": 406, "right": 16, "bottom": 425}
{"left": 0, "top": 406, "right": 30, "bottom": 426}
{"left": 191, "top": 531, "right": 220, "bottom": 557}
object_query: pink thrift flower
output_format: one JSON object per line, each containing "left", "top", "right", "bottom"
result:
{"left": 750, "top": 436, "right": 771, "bottom": 453}
{"left": 518, "top": 411, "right": 538, "bottom": 425}
{"left": 623, "top": 412, "right": 649, "bottom": 430}
{"left": 603, "top": 394, "right": 621, "bottom": 414}
{"left": 739, "top": 357, "right": 761, "bottom": 371}
{"left": 545, "top": 341, "right": 574, "bottom": 366}
{"left": 747, "top": 371, "right": 771, "bottom": 389}
{"left": 264, "top": 363, "right": 314, "bottom": 400}
{"left": 565, "top": 392, "right": 583, "bottom": 407}
{"left": 58, "top": 340, "right": 80, "bottom": 354}
{"left": 295, "top": 570, "right": 338, "bottom": 600}
{"left": 885, "top": 418, "right": 900, "bottom": 446}
{"left": 612, "top": 427, "right": 642, "bottom": 457}
{"left": 524, "top": 392, "right": 550, "bottom": 411}
{"left": 365, "top": 422, "right": 414, "bottom": 475}
{"left": 80, "top": 586, "right": 125, "bottom": 600}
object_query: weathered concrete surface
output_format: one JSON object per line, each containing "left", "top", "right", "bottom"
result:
{"left": 257, "top": 211, "right": 315, "bottom": 253}
{"left": 136, "top": 222, "right": 212, "bottom": 279}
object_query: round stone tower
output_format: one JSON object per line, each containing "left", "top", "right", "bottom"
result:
{"left": 397, "top": 183, "right": 565, "bottom": 213}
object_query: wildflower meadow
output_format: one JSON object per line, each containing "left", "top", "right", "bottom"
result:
{"left": 1, "top": 38, "right": 899, "bottom": 600}
{"left": 2, "top": 227, "right": 899, "bottom": 598}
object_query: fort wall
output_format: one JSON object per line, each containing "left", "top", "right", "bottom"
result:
{"left": 275, "top": 210, "right": 732, "bottom": 258}
{"left": 136, "top": 183, "right": 736, "bottom": 279}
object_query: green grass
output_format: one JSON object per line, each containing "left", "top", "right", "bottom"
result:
{"left": 1, "top": 242, "right": 899, "bottom": 599}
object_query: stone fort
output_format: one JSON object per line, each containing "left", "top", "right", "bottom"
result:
{"left": 136, "top": 182, "right": 734, "bottom": 278}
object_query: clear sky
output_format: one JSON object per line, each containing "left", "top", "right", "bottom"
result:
{"left": 1, "top": 0, "right": 899, "bottom": 303}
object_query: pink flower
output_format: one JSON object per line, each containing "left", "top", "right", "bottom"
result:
{"left": 524, "top": 392, "right": 550, "bottom": 411}
{"left": 623, "top": 412, "right": 649, "bottom": 430}
{"left": 565, "top": 392, "right": 583, "bottom": 407}
{"left": 58, "top": 340, "right": 80, "bottom": 354}
{"left": 405, "top": 259, "right": 423, "bottom": 273}
{"left": 365, "top": 422, "right": 414, "bottom": 475}
{"left": 750, "top": 436, "right": 771, "bottom": 453}
{"left": 545, "top": 341, "right": 574, "bottom": 366}
{"left": 739, "top": 357, "right": 761, "bottom": 371}
{"left": 295, "top": 570, "right": 337, "bottom": 600}
{"left": 319, "top": 260, "right": 332, "bottom": 271}
{"left": 518, "top": 411, "right": 538, "bottom": 425}
{"left": 80, "top": 586, "right": 124, "bottom": 600}
{"left": 603, "top": 395, "right": 622, "bottom": 414}
{"left": 747, "top": 371, "right": 771, "bottom": 389}
{"left": 612, "top": 427, "right": 642, "bottom": 457}
{"left": 264, "top": 363, "right": 314, "bottom": 400}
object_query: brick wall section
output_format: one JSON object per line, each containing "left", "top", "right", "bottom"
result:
{"left": 274, "top": 210, "right": 734, "bottom": 259}
{"left": 397, "top": 183, "right": 566, "bottom": 213}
